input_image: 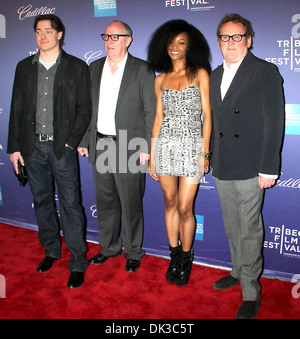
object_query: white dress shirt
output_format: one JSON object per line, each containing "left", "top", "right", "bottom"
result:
{"left": 220, "top": 59, "right": 243, "bottom": 100}
{"left": 97, "top": 53, "right": 128, "bottom": 135}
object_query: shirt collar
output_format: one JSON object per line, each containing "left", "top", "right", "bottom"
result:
{"left": 32, "top": 50, "right": 62, "bottom": 65}
{"left": 105, "top": 52, "right": 128, "bottom": 70}
{"left": 223, "top": 57, "right": 244, "bottom": 72}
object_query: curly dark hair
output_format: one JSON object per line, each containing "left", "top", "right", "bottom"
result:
{"left": 147, "top": 19, "right": 211, "bottom": 80}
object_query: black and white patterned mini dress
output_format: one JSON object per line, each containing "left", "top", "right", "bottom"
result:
{"left": 155, "top": 85, "right": 203, "bottom": 178}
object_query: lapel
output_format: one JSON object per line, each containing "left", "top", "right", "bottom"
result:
{"left": 213, "top": 66, "right": 223, "bottom": 106}
{"left": 28, "top": 62, "right": 38, "bottom": 116}
{"left": 222, "top": 52, "right": 253, "bottom": 103}
{"left": 53, "top": 50, "right": 68, "bottom": 98}
{"left": 92, "top": 58, "right": 105, "bottom": 115}
{"left": 115, "top": 53, "right": 135, "bottom": 113}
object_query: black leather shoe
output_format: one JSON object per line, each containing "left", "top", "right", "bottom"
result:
{"left": 89, "top": 252, "right": 121, "bottom": 265}
{"left": 36, "top": 256, "right": 57, "bottom": 272}
{"left": 213, "top": 275, "right": 239, "bottom": 290}
{"left": 236, "top": 300, "right": 260, "bottom": 319}
{"left": 67, "top": 272, "right": 85, "bottom": 288}
{"left": 125, "top": 259, "right": 140, "bottom": 272}
{"left": 89, "top": 253, "right": 109, "bottom": 265}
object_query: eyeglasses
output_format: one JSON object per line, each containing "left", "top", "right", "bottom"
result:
{"left": 101, "top": 34, "right": 130, "bottom": 41}
{"left": 219, "top": 34, "right": 247, "bottom": 42}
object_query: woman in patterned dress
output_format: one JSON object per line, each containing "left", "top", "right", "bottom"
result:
{"left": 147, "top": 20, "right": 212, "bottom": 286}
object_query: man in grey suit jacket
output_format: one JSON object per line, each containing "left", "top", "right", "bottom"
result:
{"left": 78, "top": 21, "right": 156, "bottom": 272}
{"left": 210, "top": 14, "right": 285, "bottom": 319}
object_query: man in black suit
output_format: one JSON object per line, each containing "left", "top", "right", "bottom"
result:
{"left": 7, "top": 15, "right": 91, "bottom": 288}
{"left": 78, "top": 20, "right": 156, "bottom": 272}
{"left": 209, "top": 14, "right": 285, "bottom": 319}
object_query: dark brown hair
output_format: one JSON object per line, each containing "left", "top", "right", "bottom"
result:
{"left": 34, "top": 14, "right": 65, "bottom": 47}
{"left": 217, "top": 13, "right": 255, "bottom": 50}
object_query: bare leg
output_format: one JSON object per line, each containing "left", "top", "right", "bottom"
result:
{"left": 178, "top": 177, "right": 199, "bottom": 251}
{"left": 159, "top": 175, "right": 180, "bottom": 247}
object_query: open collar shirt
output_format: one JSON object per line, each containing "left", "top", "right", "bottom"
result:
{"left": 33, "top": 51, "right": 61, "bottom": 135}
{"left": 97, "top": 53, "right": 128, "bottom": 136}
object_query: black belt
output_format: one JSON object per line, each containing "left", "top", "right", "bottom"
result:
{"left": 37, "top": 134, "right": 54, "bottom": 141}
{"left": 97, "top": 132, "right": 117, "bottom": 141}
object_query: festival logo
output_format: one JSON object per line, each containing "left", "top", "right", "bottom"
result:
{"left": 164, "top": 0, "right": 216, "bottom": 12}
{"left": 265, "top": 14, "right": 300, "bottom": 72}
{"left": 264, "top": 15, "right": 300, "bottom": 135}
{"left": 94, "top": 0, "right": 117, "bottom": 17}
{"left": 0, "top": 14, "right": 6, "bottom": 38}
{"left": 264, "top": 225, "right": 300, "bottom": 260}
{"left": 195, "top": 214, "right": 204, "bottom": 241}
{"left": 199, "top": 174, "right": 215, "bottom": 191}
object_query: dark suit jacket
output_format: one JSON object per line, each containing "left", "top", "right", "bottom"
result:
{"left": 7, "top": 50, "right": 91, "bottom": 159}
{"left": 210, "top": 52, "right": 285, "bottom": 180}
{"left": 80, "top": 53, "right": 156, "bottom": 165}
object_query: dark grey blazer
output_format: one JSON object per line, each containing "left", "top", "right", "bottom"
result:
{"left": 209, "top": 52, "right": 285, "bottom": 180}
{"left": 80, "top": 53, "right": 156, "bottom": 164}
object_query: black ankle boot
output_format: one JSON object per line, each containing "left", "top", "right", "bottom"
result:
{"left": 175, "top": 249, "right": 194, "bottom": 286}
{"left": 165, "top": 244, "right": 181, "bottom": 283}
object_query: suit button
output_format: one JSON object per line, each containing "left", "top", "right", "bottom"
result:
{"left": 234, "top": 133, "right": 239, "bottom": 138}
{"left": 219, "top": 132, "right": 224, "bottom": 137}
{"left": 235, "top": 110, "right": 240, "bottom": 114}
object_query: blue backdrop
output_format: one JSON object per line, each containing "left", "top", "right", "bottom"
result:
{"left": 1, "top": 0, "right": 299, "bottom": 281}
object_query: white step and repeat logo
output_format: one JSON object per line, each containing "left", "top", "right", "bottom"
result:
{"left": 17, "top": 5, "right": 56, "bottom": 20}
{"left": 264, "top": 172, "right": 300, "bottom": 260}
{"left": 94, "top": 0, "right": 117, "bottom": 17}
{"left": 265, "top": 15, "right": 300, "bottom": 136}
{"left": 0, "top": 14, "right": 6, "bottom": 38}
{"left": 164, "top": 0, "right": 215, "bottom": 12}
{"left": 265, "top": 225, "right": 300, "bottom": 259}
{"left": 266, "top": 14, "right": 300, "bottom": 72}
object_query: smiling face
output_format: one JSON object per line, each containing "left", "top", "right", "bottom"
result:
{"left": 35, "top": 19, "right": 62, "bottom": 55}
{"left": 167, "top": 32, "right": 189, "bottom": 62}
{"left": 104, "top": 21, "right": 132, "bottom": 63}
{"left": 219, "top": 21, "right": 252, "bottom": 67}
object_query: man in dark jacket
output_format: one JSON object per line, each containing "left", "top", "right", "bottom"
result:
{"left": 210, "top": 14, "right": 285, "bottom": 318}
{"left": 7, "top": 14, "right": 91, "bottom": 288}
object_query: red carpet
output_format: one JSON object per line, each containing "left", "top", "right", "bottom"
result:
{"left": 0, "top": 222, "right": 299, "bottom": 319}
